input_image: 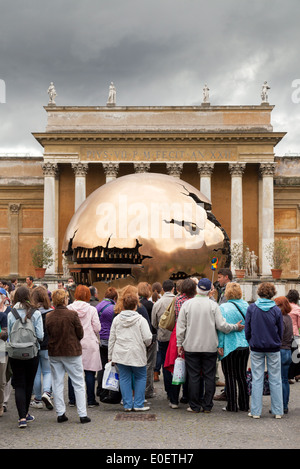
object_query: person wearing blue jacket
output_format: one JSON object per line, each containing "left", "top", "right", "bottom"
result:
{"left": 218, "top": 282, "right": 249, "bottom": 412}
{"left": 245, "top": 282, "right": 283, "bottom": 419}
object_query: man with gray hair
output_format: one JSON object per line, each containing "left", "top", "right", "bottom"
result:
{"left": 176, "top": 278, "right": 244, "bottom": 413}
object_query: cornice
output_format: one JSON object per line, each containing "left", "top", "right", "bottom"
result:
{"left": 32, "top": 131, "right": 286, "bottom": 146}
{"left": 43, "top": 104, "right": 275, "bottom": 112}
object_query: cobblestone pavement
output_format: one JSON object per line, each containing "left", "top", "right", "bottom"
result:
{"left": 1, "top": 373, "right": 300, "bottom": 452}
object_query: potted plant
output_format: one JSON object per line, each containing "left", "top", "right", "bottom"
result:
{"left": 231, "top": 242, "right": 249, "bottom": 278}
{"left": 265, "top": 238, "right": 290, "bottom": 279}
{"left": 30, "top": 238, "right": 54, "bottom": 278}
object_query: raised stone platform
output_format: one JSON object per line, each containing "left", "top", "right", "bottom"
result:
{"left": 237, "top": 277, "right": 300, "bottom": 302}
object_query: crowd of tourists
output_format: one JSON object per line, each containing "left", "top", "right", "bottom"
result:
{"left": 0, "top": 269, "right": 300, "bottom": 428}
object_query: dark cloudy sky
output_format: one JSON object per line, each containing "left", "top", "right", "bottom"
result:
{"left": 0, "top": 0, "right": 299, "bottom": 155}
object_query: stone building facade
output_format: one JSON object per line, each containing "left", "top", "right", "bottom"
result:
{"left": 0, "top": 102, "right": 299, "bottom": 286}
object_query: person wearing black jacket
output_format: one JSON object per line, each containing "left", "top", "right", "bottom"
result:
{"left": 138, "top": 282, "right": 157, "bottom": 399}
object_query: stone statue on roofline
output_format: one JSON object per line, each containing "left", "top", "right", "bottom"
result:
{"left": 261, "top": 81, "right": 270, "bottom": 103}
{"left": 47, "top": 82, "right": 57, "bottom": 105}
{"left": 107, "top": 82, "right": 116, "bottom": 106}
{"left": 202, "top": 83, "right": 210, "bottom": 104}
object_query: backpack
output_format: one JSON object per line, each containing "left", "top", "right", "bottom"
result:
{"left": 159, "top": 297, "right": 176, "bottom": 331}
{"left": 6, "top": 308, "right": 38, "bottom": 360}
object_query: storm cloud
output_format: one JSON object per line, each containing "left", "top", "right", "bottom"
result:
{"left": 0, "top": 0, "right": 299, "bottom": 154}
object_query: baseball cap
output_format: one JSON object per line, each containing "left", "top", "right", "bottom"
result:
{"left": 0, "top": 287, "right": 7, "bottom": 296}
{"left": 198, "top": 278, "right": 212, "bottom": 292}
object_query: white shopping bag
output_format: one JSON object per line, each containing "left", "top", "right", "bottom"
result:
{"left": 102, "top": 362, "right": 120, "bottom": 391}
{"left": 172, "top": 357, "right": 186, "bottom": 385}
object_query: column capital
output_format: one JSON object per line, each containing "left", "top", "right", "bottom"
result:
{"left": 197, "top": 162, "right": 215, "bottom": 176}
{"left": 228, "top": 162, "right": 246, "bottom": 176}
{"left": 71, "top": 162, "right": 89, "bottom": 177}
{"left": 42, "top": 162, "right": 59, "bottom": 177}
{"left": 166, "top": 162, "right": 183, "bottom": 178}
{"left": 102, "top": 162, "right": 119, "bottom": 178}
{"left": 9, "top": 203, "right": 21, "bottom": 215}
{"left": 259, "top": 162, "right": 276, "bottom": 177}
{"left": 134, "top": 162, "right": 150, "bottom": 173}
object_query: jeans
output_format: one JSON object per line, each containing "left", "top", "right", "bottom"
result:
{"left": 49, "top": 355, "right": 87, "bottom": 417}
{"left": 250, "top": 351, "right": 283, "bottom": 416}
{"left": 117, "top": 363, "right": 147, "bottom": 409}
{"left": 68, "top": 370, "right": 96, "bottom": 405}
{"left": 33, "top": 349, "right": 52, "bottom": 400}
{"left": 280, "top": 349, "right": 292, "bottom": 411}
{"left": 158, "top": 341, "right": 173, "bottom": 398}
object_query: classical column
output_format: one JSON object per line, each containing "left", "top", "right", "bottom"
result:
{"left": 134, "top": 162, "right": 150, "bottom": 173}
{"left": 166, "top": 162, "right": 183, "bottom": 178}
{"left": 42, "top": 162, "right": 59, "bottom": 275}
{"left": 9, "top": 203, "right": 20, "bottom": 276}
{"left": 103, "top": 162, "right": 119, "bottom": 183}
{"left": 259, "top": 162, "right": 276, "bottom": 276}
{"left": 197, "top": 162, "right": 214, "bottom": 200}
{"left": 229, "top": 163, "right": 246, "bottom": 249}
{"left": 72, "top": 162, "right": 89, "bottom": 212}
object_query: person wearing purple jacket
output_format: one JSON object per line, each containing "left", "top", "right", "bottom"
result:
{"left": 96, "top": 287, "right": 118, "bottom": 401}
{"left": 245, "top": 282, "right": 283, "bottom": 419}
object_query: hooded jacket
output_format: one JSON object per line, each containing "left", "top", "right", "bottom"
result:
{"left": 67, "top": 300, "right": 102, "bottom": 371}
{"left": 289, "top": 302, "right": 300, "bottom": 337}
{"left": 245, "top": 299, "right": 283, "bottom": 352}
{"left": 108, "top": 310, "right": 152, "bottom": 367}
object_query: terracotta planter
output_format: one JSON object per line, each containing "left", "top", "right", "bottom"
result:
{"left": 271, "top": 269, "right": 282, "bottom": 280}
{"left": 235, "top": 269, "right": 246, "bottom": 279}
{"left": 34, "top": 267, "right": 46, "bottom": 279}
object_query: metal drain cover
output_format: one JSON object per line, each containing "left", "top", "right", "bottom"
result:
{"left": 114, "top": 413, "right": 157, "bottom": 421}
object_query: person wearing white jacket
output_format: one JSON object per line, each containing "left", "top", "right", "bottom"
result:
{"left": 108, "top": 293, "right": 152, "bottom": 411}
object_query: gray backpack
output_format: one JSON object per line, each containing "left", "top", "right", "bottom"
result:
{"left": 6, "top": 308, "right": 38, "bottom": 360}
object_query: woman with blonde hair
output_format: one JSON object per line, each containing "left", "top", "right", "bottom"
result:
{"left": 46, "top": 289, "right": 90, "bottom": 423}
{"left": 217, "top": 282, "right": 249, "bottom": 412}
